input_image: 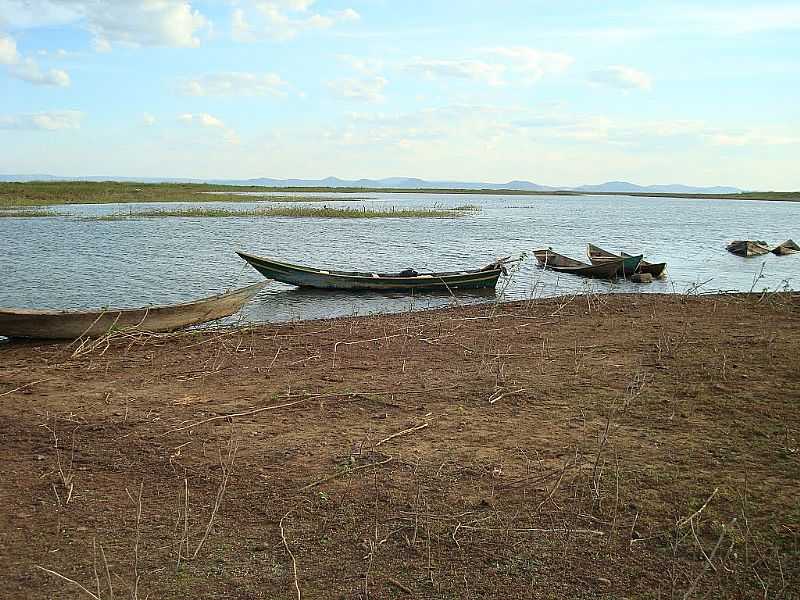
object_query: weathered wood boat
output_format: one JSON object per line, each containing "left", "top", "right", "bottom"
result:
{"left": 0, "top": 282, "right": 266, "bottom": 340}
{"left": 533, "top": 249, "right": 636, "bottom": 279}
{"left": 236, "top": 251, "right": 509, "bottom": 291}
{"left": 587, "top": 244, "right": 667, "bottom": 278}
{"left": 726, "top": 240, "right": 770, "bottom": 257}
{"left": 770, "top": 239, "right": 799, "bottom": 256}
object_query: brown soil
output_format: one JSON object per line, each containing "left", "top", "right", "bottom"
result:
{"left": 1, "top": 293, "right": 798, "bottom": 599}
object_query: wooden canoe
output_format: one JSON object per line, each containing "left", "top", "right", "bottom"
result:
{"left": 770, "top": 239, "right": 799, "bottom": 256}
{"left": 587, "top": 244, "right": 667, "bottom": 278}
{"left": 533, "top": 249, "right": 631, "bottom": 279}
{"left": 0, "top": 282, "right": 266, "bottom": 340}
{"left": 236, "top": 251, "right": 508, "bottom": 291}
{"left": 726, "top": 240, "right": 770, "bottom": 257}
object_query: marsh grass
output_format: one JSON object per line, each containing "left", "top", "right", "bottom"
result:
{"left": 4, "top": 181, "right": 796, "bottom": 208}
{"left": 0, "top": 208, "right": 59, "bottom": 217}
{"left": 210, "top": 194, "right": 371, "bottom": 202}
{"left": 86, "top": 205, "right": 481, "bottom": 220}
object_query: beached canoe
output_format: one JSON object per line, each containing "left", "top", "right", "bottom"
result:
{"left": 0, "top": 282, "right": 266, "bottom": 340}
{"left": 236, "top": 251, "right": 508, "bottom": 291}
{"left": 770, "top": 239, "right": 799, "bottom": 256}
{"left": 533, "top": 249, "right": 633, "bottom": 279}
{"left": 726, "top": 240, "right": 770, "bottom": 257}
{"left": 587, "top": 243, "right": 667, "bottom": 278}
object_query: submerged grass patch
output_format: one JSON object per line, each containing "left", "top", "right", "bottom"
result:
{"left": 210, "top": 194, "right": 371, "bottom": 202}
{"left": 0, "top": 208, "right": 59, "bottom": 217}
{"left": 87, "top": 205, "right": 481, "bottom": 220}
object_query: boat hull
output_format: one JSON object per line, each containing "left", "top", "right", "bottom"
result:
{"left": 726, "top": 240, "right": 770, "bottom": 257}
{"left": 533, "top": 249, "right": 623, "bottom": 279}
{"left": 770, "top": 239, "right": 799, "bottom": 256}
{"left": 0, "top": 282, "right": 266, "bottom": 339}
{"left": 587, "top": 244, "right": 666, "bottom": 278}
{"left": 236, "top": 252, "right": 503, "bottom": 291}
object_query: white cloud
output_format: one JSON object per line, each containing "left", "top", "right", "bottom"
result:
{"left": 0, "top": 31, "right": 70, "bottom": 86}
{"left": 9, "top": 58, "right": 70, "bottom": 86}
{"left": 687, "top": 5, "right": 800, "bottom": 34}
{"left": 402, "top": 48, "right": 573, "bottom": 87}
{"left": 179, "top": 112, "right": 224, "bottom": 127}
{"left": 0, "top": 110, "right": 82, "bottom": 130}
{"left": 0, "top": 33, "right": 19, "bottom": 64}
{"left": 178, "top": 112, "right": 239, "bottom": 144}
{"left": 403, "top": 58, "right": 505, "bottom": 86}
{"left": 327, "top": 75, "right": 387, "bottom": 103}
{"left": 589, "top": 65, "right": 652, "bottom": 91}
{"left": 231, "top": 8, "right": 254, "bottom": 42}
{"left": 0, "top": 1, "right": 209, "bottom": 49}
{"left": 232, "top": 1, "right": 359, "bottom": 42}
{"left": 87, "top": 1, "right": 209, "bottom": 49}
{"left": 486, "top": 47, "right": 574, "bottom": 82}
{"left": 707, "top": 131, "right": 800, "bottom": 147}
{"left": 337, "top": 54, "right": 383, "bottom": 75}
{"left": 178, "top": 72, "right": 288, "bottom": 97}
{"left": 142, "top": 113, "right": 156, "bottom": 126}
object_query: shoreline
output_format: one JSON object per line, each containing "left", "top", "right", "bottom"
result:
{"left": 2, "top": 292, "right": 798, "bottom": 598}
{"left": 2, "top": 181, "right": 799, "bottom": 207}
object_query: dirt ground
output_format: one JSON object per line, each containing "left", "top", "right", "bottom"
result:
{"left": 1, "top": 292, "right": 798, "bottom": 599}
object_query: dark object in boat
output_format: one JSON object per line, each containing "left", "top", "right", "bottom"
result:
{"left": 770, "top": 239, "right": 799, "bottom": 256}
{"left": 235, "top": 251, "right": 510, "bottom": 291}
{"left": 0, "top": 282, "right": 266, "bottom": 340}
{"left": 726, "top": 240, "right": 770, "bottom": 257}
{"left": 587, "top": 244, "right": 667, "bottom": 278}
{"left": 533, "top": 249, "right": 639, "bottom": 280}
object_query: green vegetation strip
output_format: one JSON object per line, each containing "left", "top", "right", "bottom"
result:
{"left": 88, "top": 205, "right": 481, "bottom": 220}
{"left": 0, "top": 181, "right": 374, "bottom": 207}
{"left": 2, "top": 181, "right": 798, "bottom": 206}
{"left": 0, "top": 208, "right": 59, "bottom": 217}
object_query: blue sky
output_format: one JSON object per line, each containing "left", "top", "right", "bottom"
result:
{"left": 1, "top": 0, "right": 798, "bottom": 189}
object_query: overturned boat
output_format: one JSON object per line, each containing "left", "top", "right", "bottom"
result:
{"left": 770, "top": 239, "right": 800, "bottom": 256}
{"left": 726, "top": 240, "right": 770, "bottom": 257}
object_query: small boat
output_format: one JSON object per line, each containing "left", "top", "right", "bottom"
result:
{"left": 726, "top": 240, "right": 771, "bottom": 257}
{"left": 533, "top": 249, "right": 634, "bottom": 279}
{"left": 236, "top": 251, "right": 509, "bottom": 291}
{"left": 0, "top": 282, "right": 266, "bottom": 340}
{"left": 770, "top": 239, "right": 800, "bottom": 256}
{"left": 587, "top": 244, "right": 667, "bottom": 278}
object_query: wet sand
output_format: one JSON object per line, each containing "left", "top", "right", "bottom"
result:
{"left": 1, "top": 292, "right": 798, "bottom": 599}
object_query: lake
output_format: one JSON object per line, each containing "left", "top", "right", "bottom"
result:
{"left": 1, "top": 192, "right": 797, "bottom": 326}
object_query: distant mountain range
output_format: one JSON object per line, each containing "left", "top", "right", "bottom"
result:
{"left": 0, "top": 174, "right": 744, "bottom": 194}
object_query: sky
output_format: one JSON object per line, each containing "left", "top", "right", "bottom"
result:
{"left": 0, "top": 1, "right": 798, "bottom": 189}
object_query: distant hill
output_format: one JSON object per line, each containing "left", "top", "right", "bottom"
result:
{"left": 0, "top": 174, "right": 743, "bottom": 194}
{"left": 574, "top": 181, "right": 743, "bottom": 194}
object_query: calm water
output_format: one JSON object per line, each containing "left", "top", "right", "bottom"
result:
{"left": 1, "top": 193, "right": 797, "bottom": 327}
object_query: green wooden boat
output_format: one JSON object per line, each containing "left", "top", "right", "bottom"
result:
{"left": 236, "top": 251, "right": 508, "bottom": 291}
{"left": 533, "top": 249, "right": 638, "bottom": 279}
{"left": 587, "top": 244, "right": 667, "bottom": 278}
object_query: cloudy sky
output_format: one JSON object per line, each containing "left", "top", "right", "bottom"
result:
{"left": 1, "top": 1, "right": 798, "bottom": 189}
